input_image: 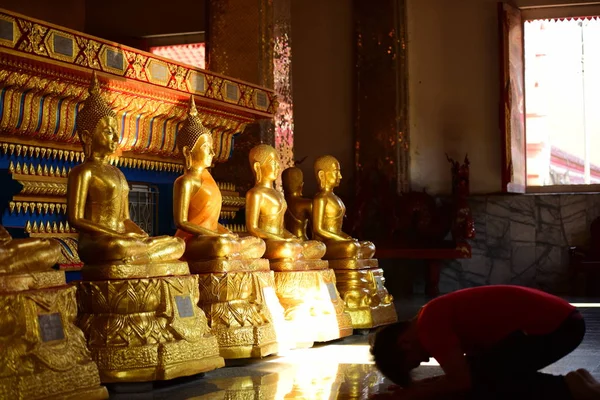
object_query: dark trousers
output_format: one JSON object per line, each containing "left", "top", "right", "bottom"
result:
{"left": 466, "top": 310, "right": 586, "bottom": 400}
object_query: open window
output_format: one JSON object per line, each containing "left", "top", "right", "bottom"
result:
{"left": 146, "top": 33, "right": 206, "bottom": 70}
{"left": 500, "top": 2, "right": 600, "bottom": 193}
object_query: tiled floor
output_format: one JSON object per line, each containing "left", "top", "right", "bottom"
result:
{"left": 107, "top": 298, "right": 600, "bottom": 399}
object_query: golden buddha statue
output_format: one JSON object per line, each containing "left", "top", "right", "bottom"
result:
{"left": 172, "top": 96, "right": 277, "bottom": 359}
{"left": 68, "top": 72, "right": 224, "bottom": 382}
{"left": 246, "top": 144, "right": 353, "bottom": 345}
{"left": 0, "top": 225, "right": 61, "bottom": 277}
{"left": 0, "top": 224, "right": 108, "bottom": 399}
{"left": 67, "top": 75, "right": 185, "bottom": 271}
{"left": 312, "top": 155, "right": 376, "bottom": 261}
{"left": 312, "top": 155, "right": 397, "bottom": 329}
{"left": 282, "top": 166, "right": 312, "bottom": 241}
{"left": 246, "top": 145, "right": 326, "bottom": 266}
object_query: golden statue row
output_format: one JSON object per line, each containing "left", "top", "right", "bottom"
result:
{"left": 0, "top": 73, "right": 395, "bottom": 398}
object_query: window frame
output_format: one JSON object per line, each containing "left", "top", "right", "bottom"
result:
{"left": 501, "top": 2, "right": 600, "bottom": 194}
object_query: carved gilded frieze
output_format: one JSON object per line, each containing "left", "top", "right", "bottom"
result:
{"left": 0, "top": 9, "right": 274, "bottom": 266}
{"left": 0, "top": 9, "right": 276, "bottom": 114}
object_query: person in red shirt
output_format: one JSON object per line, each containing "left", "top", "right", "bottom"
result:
{"left": 370, "top": 285, "right": 600, "bottom": 400}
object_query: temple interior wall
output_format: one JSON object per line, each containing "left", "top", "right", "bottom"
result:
{"left": 383, "top": 193, "right": 600, "bottom": 296}
{"left": 85, "top": 0, "right": 206, "bottom": 42}
{"left": 1, "top": 0, "right": 599, "bottom": 295}
{"left": 0, "top": 0, "right": 86, "bottom": 31}
{"left": 290, "top": 0, "right": 354, "bottom": 198}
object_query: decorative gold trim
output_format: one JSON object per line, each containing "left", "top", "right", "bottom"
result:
{"left": 222, "top": 80, "right": 241, "bottom": 104}
{"left": 1, "top": 138, "right": 83, "bottom": 161}
{"left": 217, "top": 182, "right": 236, "bottom": 191}
{"left": 98, "top": 44, "right": 125, "bottom": 75}
{"left": 0, "top": 140, "right": 185, "bottom": 172}
{"left": 146, "top": 58, "right": 170, "bottom": 86}
{"left": 223, "top": 224, "right": 247, "bottom": 233}
{"left": 0, "top": 63, "right": 251, "bottom": 162}
{"left": 0, "top": 14, "right": 18, "bottom": 47}
{"left": 187, "top": 70, "right": 207, "bottom": 95}
{"left": 25, "top": 220, "right": 76, "bottom": 234}
{"left": 0, "top": 8, "right": 276, "bottom": 115}
{"left": 45, "top": 29, "right": 75, "bottom": 63}
{"left": 254, "top": 89, "right": 270, "bottom": 111}
{"left": 222, "top": 195, "right": 245, "bottom": 208}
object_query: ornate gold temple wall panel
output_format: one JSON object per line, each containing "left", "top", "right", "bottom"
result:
{"left": 0, "top": 8, "right": 275, "bottom": 266}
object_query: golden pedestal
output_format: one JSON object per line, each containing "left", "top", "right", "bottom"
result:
{"left": 190, "top": 259, "right": 278, "bottom": 359}
{"left": 76, "top": 261, "right": 224, "bottom": 382}
{"left": 330, "top": 260, "right": 398, "bottom": 329}
{"left": 252, "top": 269, "right": 296, "bottom": 352}
{"left": 268, "top": 260, "right": 353, "bottom": 345}
{"left": 0, "top": 271, "right": 108, "bottom": 400}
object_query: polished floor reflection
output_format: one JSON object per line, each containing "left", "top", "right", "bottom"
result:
{"left": 107, "top": 298, "right": 600, "bottom": 399}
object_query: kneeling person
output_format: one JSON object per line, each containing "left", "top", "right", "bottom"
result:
{"left": 371, "top": 285, "right": 600, "bottom": 400}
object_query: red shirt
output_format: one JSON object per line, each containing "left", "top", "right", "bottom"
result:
{"left": 417, "top": 285, "right": 575, "bottom": 365}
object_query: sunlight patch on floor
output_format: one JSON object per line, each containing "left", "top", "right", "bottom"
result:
{"left": 269, "top": 344, "right": 376, "bottom": 365}
{"left": 570, "top": 303, "right": 600, "bottom": 308}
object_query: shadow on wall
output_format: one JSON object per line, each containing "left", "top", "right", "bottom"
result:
{"left": 438, "top": 193, "right": 600, "bottom": 294}
{"left": 381, "top": 193, "right": 600, "bottom": 298}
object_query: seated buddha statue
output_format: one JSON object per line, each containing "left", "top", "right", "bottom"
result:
{"left": 172, "top": 96, "right": 277, "bottom": 359}
{"left": 0, "top": 225, "right": 61, "bottom": 276}
{"left": 282, "top": 166, "right": 312, "bottom": 241}
{"left": 312, "top": 155, "right": 397, "bottom": 330}
{"left": 312, "top": 155, "right": 375, "bottom": 261}
{"left": 245, "top": 144, "right": 326, "bottom": 265}
{"left": 173, "top": 97, "right": 265, "bottom": 263}
{"left": 67, "top": 73, "right": 185, "bottom": 270}
{"left": 67, "top": 73, "right": 223, "bottom": 381}
{"left": 246, "top": 145, "right": 353, "bottom": 346}
{"left": 0, "top": 228, "right": 108, "bottom": 397}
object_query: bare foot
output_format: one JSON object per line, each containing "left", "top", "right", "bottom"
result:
{"left": 566, "top": 370, "right": 600, "bottom": 400}
{"left": 576, "top": 369, "right": 600, "bottom": 386}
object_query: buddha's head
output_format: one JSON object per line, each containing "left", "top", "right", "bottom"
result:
{"left": 282, "top": 167, "right": 304, "bottom": 196}
{"left": 76, "top": 72, "right": 119, "bottom": 158}
{"left": 177, "top": 96, "right": 214, "bottom": 171}
{"left": 314, "top": 155, "right": 342, "bottom": 190}
{"left": 249, "top": 144, "right": 280, "bottom": 183}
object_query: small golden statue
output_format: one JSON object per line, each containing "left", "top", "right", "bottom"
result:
{"left": 312, "top": 155, "right": 397, "bottom": 329}
{"left": 0, "top": 225, "right": 108, "bottom": 399}
{"left": 246, "top": 144, "right": 353, "bottom": 345}
{"left": 68, "top": 72, "right": 224, "bottom": 382}
{"left": 172, "top": 96, "right": 278, "bottom": 359}
{"left": 282, "top": 166, "right": 312, "bottom": 241}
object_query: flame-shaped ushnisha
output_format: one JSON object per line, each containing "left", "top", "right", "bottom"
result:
{"left": 76, "top": 72, "right": 116, "bottom": 145}
{"left": 176, "top": 95, "right": 212, "bottom": 152}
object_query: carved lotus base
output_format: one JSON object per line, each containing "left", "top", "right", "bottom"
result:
{"left": 0, "top": 270, "right": 66, "bottom": 292}
{"left": 196, "top": 261, "right": 278, "bottom": 359}
{"left": 333, "top": 266, "right": 398, "bottom": 329}
{"left": 81, "top": 261, "right": 190, "bottom": 280}
{"left": 189, "top": 258, "right": 271, "bottom": 274}
{"left": 327, "top": 258, "right": 378, "bottom": 270}
{"left": 76, "top": 274, "right": 224, "bottom": 382}
{"left": 252, "top": 270, "right": 296, "bottom": 352}
{"left": 269, "top": 258, "right": 329, "bottom": 272}
{"left": 273, "top": 268, "right": 353, "bottom": 345}
{"left": 0, "top": 283, "right": 107, "bottom": 400}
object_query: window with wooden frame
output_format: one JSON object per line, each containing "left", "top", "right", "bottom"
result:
{"left": 500, "top": 2, "right": 600, "bottom": 193}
